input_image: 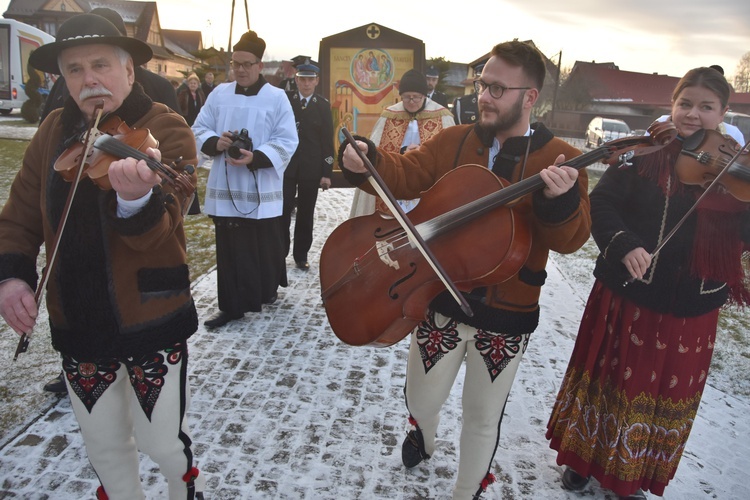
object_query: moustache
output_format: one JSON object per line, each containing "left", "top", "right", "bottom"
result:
{"left": 78, "top": 87, "right": 113, "bottom": 101}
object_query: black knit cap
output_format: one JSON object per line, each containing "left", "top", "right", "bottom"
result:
{"left": 29, "top": 13, "right": 152, "bottom": 75}
{"left": 233, "top": 30, "right": 266, "bottom": 59}
{"left": 398, "top": 69, "right": 428, "bottom": 95}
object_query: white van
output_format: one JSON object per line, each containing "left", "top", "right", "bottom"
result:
{"left": 0, "top": 18, "right": 55, "bottom": 115}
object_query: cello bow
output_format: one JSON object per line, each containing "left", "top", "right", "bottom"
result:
{"left": 340, "top": 127, "right": 474, "bottom": 318}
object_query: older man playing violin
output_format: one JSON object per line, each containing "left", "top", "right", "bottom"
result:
{"left": 0, "top": 13, "right": 204, "bottom": 499}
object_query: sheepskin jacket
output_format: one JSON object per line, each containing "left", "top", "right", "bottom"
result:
{"left": 0, "top": 84, "right": 199, "bottom": 360}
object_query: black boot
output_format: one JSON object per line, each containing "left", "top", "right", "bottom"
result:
{"left": 43, "top": 372, "right": 67, "bottom": 394}
{"left": 203, "top": 310, "right": 243, "bottom": 328}
{"left": 401, "top": 428, "right": 430, "bottom": 468}
{"left": 561, "top": 466, "right": 590, "bottom": 491}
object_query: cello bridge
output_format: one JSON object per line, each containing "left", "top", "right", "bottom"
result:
{"left": 375, "top": 240, "right": 400, "bottom": 270}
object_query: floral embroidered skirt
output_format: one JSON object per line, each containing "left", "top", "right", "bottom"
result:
{"left": 546, "top": 280, "right": 719, "bottom": 496}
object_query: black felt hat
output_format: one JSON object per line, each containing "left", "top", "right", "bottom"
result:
{"left": 398, "top": 69, "right": 428, "bottom": 95}
{"left": 29, "top": 13, "right": 152, "bottom": 75}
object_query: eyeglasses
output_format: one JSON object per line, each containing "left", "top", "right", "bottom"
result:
{"left": 401, "top": 95, "right": 424, "bottom": 103}
{"left": 230, "top": 60, "right": 260, "bottom": 71}
{"left": 473, "top": 80, "right": 530, "bottom": 99}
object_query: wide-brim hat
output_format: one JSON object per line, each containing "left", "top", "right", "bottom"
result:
{"left": 29, "top": 13, "right": 153, "bottom": 75}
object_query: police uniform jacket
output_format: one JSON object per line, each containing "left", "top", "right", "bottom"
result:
{"left": 452, "top": 94, "right": 479, "bottom": 125}
{"left": 428, "top": 90, "right": 449, "bottom": 107}
{"left": 285, "top": 90, "right": 334, "bottom": 181}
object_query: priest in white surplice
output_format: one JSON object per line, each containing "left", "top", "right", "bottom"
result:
{"left": 193, "top": 30, "right": 298, "bottom": 328}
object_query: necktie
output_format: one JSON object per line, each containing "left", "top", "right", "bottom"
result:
{"left": 300, "top": 97, "right": 307, "bottom": 109}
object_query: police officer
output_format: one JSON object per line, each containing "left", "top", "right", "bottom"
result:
{"left": 279, "top": 54, "right": 314, "bottom": 92}
{"left": 451, "top": 63, "right": 484, "bottom": 125}
{"left": 282, "top": 62, "right": 335, "bottom": 270}
{"left": 425, "top": 65, "right": 449, "bottom": 107}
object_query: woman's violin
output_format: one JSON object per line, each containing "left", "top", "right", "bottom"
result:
{"left": 676, "top": 128, "right": 750, "bottom": 201}
{"left": 319, "top": 121, "right": 678, "bottom": 348}
{"left": 54, "top": 114, "right": 195, "bottom": 200}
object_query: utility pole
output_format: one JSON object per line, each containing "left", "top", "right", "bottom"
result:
{"left": 550, "top": 50, "right": 562, "bottom": 126}
{"left": 227, "top": 1, "right": 251, "bottom": 78}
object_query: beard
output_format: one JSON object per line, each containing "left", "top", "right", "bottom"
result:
{"left": 477, "top": 92, "right": 525, "bottom": 137}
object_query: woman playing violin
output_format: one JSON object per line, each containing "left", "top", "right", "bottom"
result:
{"left": 546, "top": 67, "right": 750, "bottom": 499}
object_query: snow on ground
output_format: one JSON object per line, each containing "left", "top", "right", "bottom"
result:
{"left": 0, "top": 122, "right": 748, "bottom": 499}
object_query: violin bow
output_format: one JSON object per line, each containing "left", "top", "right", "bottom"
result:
{"left": 651, "top": 138, "right": 750, "bottom": 259}
{"left": 341, "top": 128, "right": 474, "bottom": 317}
{"left": 14, "top": 102, "right": 106, "bottom": 360}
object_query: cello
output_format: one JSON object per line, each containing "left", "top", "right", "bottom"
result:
{"left": 319, "top": 121, "right": 677, "bottom": 347}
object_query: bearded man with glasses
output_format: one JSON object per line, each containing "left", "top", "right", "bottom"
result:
{"left": 339, "top": 41, "right": 591, "bottom": 499}
{"left": 193, "top": 30, "right": 298, "bottom": 328}
{"left": 350, "top": 69, "right": 455, "bottom": 217}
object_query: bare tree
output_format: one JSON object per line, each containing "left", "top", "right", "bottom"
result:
{"left": 734, "top": 52, "right": 750, "bottom": 93}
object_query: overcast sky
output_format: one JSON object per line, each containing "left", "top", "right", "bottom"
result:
{"left": 6, "top": 0, "right": 749, "bottom": 79}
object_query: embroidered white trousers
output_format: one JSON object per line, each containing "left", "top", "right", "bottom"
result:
{"left": 404, "top": 313, "right": 529, "bottom": 499}
{"left": 65, "top": 351, "right": 204, "bottom": 499}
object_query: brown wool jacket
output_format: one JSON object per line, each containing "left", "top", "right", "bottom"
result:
{"left": 0, "top": 91, "right": 199, "bottom": 360}
{"left": 341, "top": 123, "right": 591, "bottom": 333}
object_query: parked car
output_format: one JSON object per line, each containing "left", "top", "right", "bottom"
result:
{"left": 724, "top": 111, "right": 750, "bottom": 143}
{"left": 585, "top": 117, "right": 630, "bottom": 147}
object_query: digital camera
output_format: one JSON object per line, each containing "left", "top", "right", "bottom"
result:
{"left": 227, "top": 129, "right": 253, "bottom": 159}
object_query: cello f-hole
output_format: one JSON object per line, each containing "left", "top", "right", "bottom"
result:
{"left": 389, "top": 262, "right": 418, "bottom": 299}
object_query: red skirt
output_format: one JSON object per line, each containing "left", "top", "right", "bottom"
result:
{"left": 546, "top": 280, "right": 719, "bottom": 497}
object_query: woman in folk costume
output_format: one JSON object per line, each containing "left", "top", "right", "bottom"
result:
{"left": 349, "top": 69, "right": 455, "bottom": 217}
{"left": 546, "top": 66, "right": 750, "bottom": 499}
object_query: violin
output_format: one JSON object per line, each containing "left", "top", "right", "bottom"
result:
{"left": 54, "top": 114, "right": 195, "bottom": 199}
{"left": 319, "top": 121, "right": 678, "bottom": 347}
{"left": 676, "top": 128, "right": 750, "bottom": 201}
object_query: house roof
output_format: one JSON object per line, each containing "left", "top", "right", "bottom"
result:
{"left": 569, "top": 62, "right": 679, "bottom": 106}
{"left": 162, "top": 29, "right": 202, "bottom": 54}
{"left": 567, "top": 61, "right": 750, "bottom": 111}
{"left": 3, "top": 0, "right": 57, "bottom": 17}
{"left": 162, "top": 37, "right": 200, "bottom": 61}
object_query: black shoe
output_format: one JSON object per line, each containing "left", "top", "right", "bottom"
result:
{"left": 561, "top": 466, "right": 590, "bottom": 491}
{"left": 401, "top": 429, "right": 430, "bottom": 468}
{"left": 619, "top": 490, "right": 647, "bottom": 500}
{"left": 264, "top": 292, "right": 278, "bottom": 305}
{"left": 203, "top": 310, "right": 243, "bottom": 328}
{"left": 43, "top": 372, "right": 67, "bottom": 394}
{"left": 295, "top": 260, "right": 310, "bottom": 270}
